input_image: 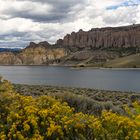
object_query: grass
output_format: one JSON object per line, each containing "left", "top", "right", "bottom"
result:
{"left": 104, "top": 53, "right": 140, "bottom": 68}
{"left": 14, "top": 84, "right": 140, "bottom": 116}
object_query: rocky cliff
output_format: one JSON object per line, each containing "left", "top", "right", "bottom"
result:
{"left": 60, "top": 24, "right": 140, "bottom": 51}
{"left": 0, "top": 52, "right": 22, "bottom": 65}
{"left": 18, "top": 42, "right": 67, "bottom": 65}
{"left": 0, "top": 42, "right": 67, "bottom": 65}
{"left": 0, "top": 24, "right": 140, "bottom": 65}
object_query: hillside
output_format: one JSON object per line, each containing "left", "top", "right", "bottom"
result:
{"left": 0, "top": 24, "right": 140, "bottom": 65}
{"left": 104, "top": 53, "right": 140, "bottom": 68}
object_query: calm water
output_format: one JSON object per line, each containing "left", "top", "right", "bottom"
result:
{"left": 0, "top": 66, "right": 140, "bottom": 92}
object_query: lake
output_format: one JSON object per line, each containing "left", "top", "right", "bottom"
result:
{"left": 0, "top": 66, "right": 140, "bottom": 92}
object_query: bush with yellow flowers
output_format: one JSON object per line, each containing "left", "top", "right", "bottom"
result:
{"left": 0, "top": 79, "right": 140, "bottom": 140}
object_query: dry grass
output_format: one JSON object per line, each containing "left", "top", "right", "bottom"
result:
{"left": 104, "top": 53, "right": 140, "bottom": 68}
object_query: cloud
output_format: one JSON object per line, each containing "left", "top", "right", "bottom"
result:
{"left": 0, "top": 1, "right": 53, "bottom": 22}
{"left": 0, "top": 0, "right": 140, "bottom": 48}
{"left": 103, "top": 6, "right": 138, "bottom": 25}
{"left": 0, "top": 0, "right": 86, "bottom": 22}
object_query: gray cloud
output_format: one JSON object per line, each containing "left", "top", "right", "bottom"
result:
{"left": 0, "top": 28, "right": 65, "bottom": 48}
{"left": 0, "top": 32, "right": 32, "bottom": 48}
{"left": 6, "top": 12, "right": 66, "bottom": 23}
{"left": 1, "top": 0, "right": 86, "bottom": 22}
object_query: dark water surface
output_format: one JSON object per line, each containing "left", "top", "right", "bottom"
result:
{"left": 0, "top": 66, "right": 140, "bottom": 92}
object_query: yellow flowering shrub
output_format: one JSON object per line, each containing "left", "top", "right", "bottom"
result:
{"left": 0, "top": 79, "right": 140, "bottom": 140}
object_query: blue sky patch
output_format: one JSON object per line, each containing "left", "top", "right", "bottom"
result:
{"left": 107, "top": 0, "right": 140, "bottom": 10}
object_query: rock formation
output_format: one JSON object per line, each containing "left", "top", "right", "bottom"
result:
{"left": 0, "top": 52, "right": 22, "bottom": 65}
{"left": 0, "top": 42, "right": 67, "bottom": 65}
{"left": 0, "top": 24, "right": 140, "bottom": 65}
{"left": 61, "top": 24, "right": 140, "bottom": 51}
{"left": 18, "top": 46, "right": 67, "bottom": 65}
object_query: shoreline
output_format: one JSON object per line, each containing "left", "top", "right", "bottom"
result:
{"left": 14, "top": 83, "right": 140, "bottom": 94}
{"left": 0, "top": 64, "right": 140, "bottom": 70}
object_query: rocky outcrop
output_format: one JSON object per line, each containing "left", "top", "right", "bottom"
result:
{"left": 27, "top": 41, "right": 51, "bottom": 48}
{"left": 18, "top": 46, "right": 67, "bottom": 65}
{"left": 0, "top": 42, "right": 67, "bottom": 65}
{"left": 0, "top": 24, "right": 140, "bottom": 65}
{"left": 0, "top": 52, "right": 22, "bottom": 65}
{"left": 61, "top": 24, "right": 140, "bottom": 51}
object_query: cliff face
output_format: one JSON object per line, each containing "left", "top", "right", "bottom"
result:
{"left": 18, "top": 43, "right": 67, "bottom": 65}
{"left": 61, "top": 25, "right": 140, "bottom": 51}
{"left": 0, "top": 52, "right": 22, "bottom": 65}
{"left": 0, "top": 24, "right": 140, "bottom": 65}
{"left": 0, "top": 42, "right": 67, "bottom": 65}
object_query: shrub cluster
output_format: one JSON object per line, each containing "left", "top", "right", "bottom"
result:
{"left": 0, "top": 80, "right": 140, "bottom": 140}
{"left": 14, "top": 84, "right": 140, "bottom": 116}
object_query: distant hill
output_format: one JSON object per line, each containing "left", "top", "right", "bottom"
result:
{"left": 0, "top": 48, "right": 21, "bottom": 53}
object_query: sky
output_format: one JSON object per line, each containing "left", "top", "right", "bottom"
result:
{"left": 0, "top": 0, "right": 140, "bottom": 48}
